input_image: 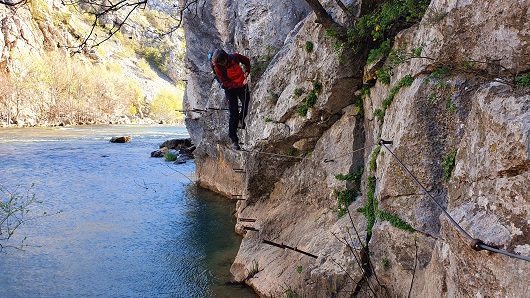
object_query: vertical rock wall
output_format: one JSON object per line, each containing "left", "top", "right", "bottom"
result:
{"left": 183, "top": 0, "right": 530, "bottom": 297}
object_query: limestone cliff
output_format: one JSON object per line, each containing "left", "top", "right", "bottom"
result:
{"left": 183, "top": 0, "right": 530, "bottom": 297}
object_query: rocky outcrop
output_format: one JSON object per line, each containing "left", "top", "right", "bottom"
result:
{"left": 183, "top": 0, "right": 529, "bottom": 297}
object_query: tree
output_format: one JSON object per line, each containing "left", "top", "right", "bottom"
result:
{"left": 0, "top": 0, "right": 27, "bottom": 7}
{"left": 0, "top": 0, "right": 349, "bottom": 51}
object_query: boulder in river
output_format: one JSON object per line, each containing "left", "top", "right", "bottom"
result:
{"left": 110, "top": 136, "right": 131, "bottom": 143}
{"left": 159, "top": 138, "right": 193, "bottom": 150}
{"left": 151, "top": 147, "right": 169, "bottom": 158}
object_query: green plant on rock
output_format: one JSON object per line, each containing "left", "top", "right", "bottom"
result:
{"left": 373, "top": 75, "right": 414, "bottom": 120}
{"left": 250, "top": 46, "right": 277, "bottom": 78}
{"left": 441, "top": 150, "right": 457, "bottom": 181}
{"left": 369, "top": 146, "right": 381, "bottom": 172}
{"left": 312, "top": 80, "right": 323, "bottom": 94}
{"left": 297, "top": 89, "right": 318, "bottom": 117}
{"left": 352, "top": 84, "right": 370, "bottom": 119}
{"left": 294, "top": 88, "right": 304, "bottom": 97}
{"left": 446, "top": 98, "right": 457, "bottom": 112}
{"left": 335, "top": 166, "right": 364, "bottom": 182}
{"left": 377, "top": 66, "right": 392, "bottom": 85}
{"left": 335, "top": 189, "right": 357, "bottom": 218}
{"left": 515, "top": 73, "right": 530, "bottom": 88}
{"left": 379, "top": 211, "right": 415, "bottom": 232}
{"left": 305, "top": 41, "right": 314, "bottom": 53}
{"left": 367, "top": 39, "right": 392, "bottom": 64}
{"left": 334, "top": 166, "right": 364, "bottom": 217}
{"left": 370, "top": 42, "right": 423, "bottom": 85}
{"left": 297, "top": 105, "right": 309, "bottom": 117}
{"left": 265, "top": 117, "right": 273, "bottom": 123}
{"left": 287, "top": 147, "right": 298, "bottom": 156}
{"left": 357, "top": 175, "right": 415, "bottom": 237}
{"left": 357, "top": 176, "right": 378, "bottom": 237}
{"left": 426, "top": 66, "right": 451, "bottom": 85}
{"left": 164, "top": 151, "right": 178, "bottom": 162}
{"left": 382, "top": 258, "right": 390, "bottom": 267}
{"left": 305, "top": 91, "right": 318, "bottom": 107}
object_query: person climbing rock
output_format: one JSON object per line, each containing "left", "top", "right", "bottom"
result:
{"left": 211, "top": 49, "right": 251, "bottom": 150}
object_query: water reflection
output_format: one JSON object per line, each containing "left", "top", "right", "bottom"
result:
{"left": 0, "top": 125, "right": 256, "bottom": 298}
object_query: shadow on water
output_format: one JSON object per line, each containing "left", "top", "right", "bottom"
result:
{"left": 0, "top": 125, "right": 257, "bottom": 298}
{"left": 181, "top": 185, "right": 258, "bottom": 298}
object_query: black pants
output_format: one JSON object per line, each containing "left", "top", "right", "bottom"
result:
{"left": 225, "top": 86, "right": 250, "bottom": 143}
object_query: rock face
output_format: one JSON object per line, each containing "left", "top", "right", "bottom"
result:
{"left": 183, "top": 0, "right": 530, "bottom": 297}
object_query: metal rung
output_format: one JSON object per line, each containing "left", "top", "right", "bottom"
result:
{"left": 243, "top": 226, "right": 259, "bottom": 231}
{"left": 231, "top": 195, "right": 246, "bottom": 200}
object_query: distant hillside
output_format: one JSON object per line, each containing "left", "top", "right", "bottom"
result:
{"left": 0, "top": 0, "right": 186, "bottom": 126}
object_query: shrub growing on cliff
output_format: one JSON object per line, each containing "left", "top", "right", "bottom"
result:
{"left": 297, "top": 105, "right": 309, "bottom": 117}
{"left": 305, "top": 41, "right": 314, "bottom": 53}
{"left": 250, "top": 45, "right": 277, "bottom": 79}
{"left": 515, "top": 73, "right": 530, "bottom": 88}
{"left": 326, "top": 0, "right": 430, "bottom": 63}
{"left": 287, "top": 147, "right": 298, "bottom": 156}
{"left": 367, "top": 39, "right": 392, "bottom": 64}
{"left": 312, "top": 80, "right": 322, "bottom": 94}
{"left": 334, "top": 167, "right": 364, "bottom": 218}
{"left": 358, "top": 176, "right": 378, "bottom": 237}
{"left": 373, "top": 75, "right": 414, "bottom": 120}
{"left": 305, "top": 91, "right": 318, "bottom": 107}
{"left": 441, "top": 150, "right": 457, "bottom": 181}
{"left": 294, "top": 88, "right": 304, "bottom": 97}
{"left": 379, "top": 211, "right": 414, "bottom": 232}
{"left": 369, "top": 146, "right": 381, "bottom": 172}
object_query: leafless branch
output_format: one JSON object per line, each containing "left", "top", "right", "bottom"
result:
{"left": 57, "top": 0, "right": 202, "bottom": 53}
{"left": 0, "top": 0, "right": 27, "bottom": 7}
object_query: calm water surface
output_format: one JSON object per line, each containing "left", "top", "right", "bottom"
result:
{"left": 0, "top": 125, "right": 256, "bottom": 298}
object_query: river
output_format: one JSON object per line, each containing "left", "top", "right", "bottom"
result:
{"left": 0, "top": 125, "right": 256, "bottom": 298}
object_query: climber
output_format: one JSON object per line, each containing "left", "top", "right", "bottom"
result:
{"left": 211, "top": 49, "right": 251, "bottom": 150}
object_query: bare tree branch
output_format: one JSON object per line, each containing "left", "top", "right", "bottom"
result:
{"left": 0, "top": 0, "right": 27, "bottom": 7}
{"left": 38, "top": 0, "right": 200, "bottom": 53}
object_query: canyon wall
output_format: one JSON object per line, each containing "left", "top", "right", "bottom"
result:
{"left": 182, "top": 0, "right": 530, "bottom": 297}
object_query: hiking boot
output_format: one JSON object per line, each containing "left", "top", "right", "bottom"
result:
{"left": 232, "top": 141, "right": 241, "bottom": 150}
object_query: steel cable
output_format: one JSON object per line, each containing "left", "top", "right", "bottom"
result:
{"left": 379, "top": 140, "right": 530, "bottom": 262}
